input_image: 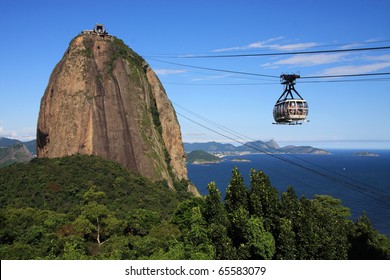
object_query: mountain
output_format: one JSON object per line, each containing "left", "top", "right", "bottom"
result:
{"left": 36, "top": 26, "right": 190, "bottom": 191}
{"left": 184, "top": 140, "right": 329, "bottom": 155}
{"left": 23, "top": 140, "right": 36, "bottom": 155}
{"left": 0, "top": 137, "right": 36, "bottom": 156}
{"left": 0, "top": 143, "right": 34, "bottom": 167}
{"left": 184, "top": 141, "right": 237, "bottom": 152}
{"left": 279, "top": 145, "right": 330, "bottom": 154}
{"left": 0, "top": 137, "right": 19, "bottom": 147}
{"left": 236, "top": 140, "right": 280, "bottom": 153}
{"left": 186, "top": 150, "right": 222, "bottom": 164}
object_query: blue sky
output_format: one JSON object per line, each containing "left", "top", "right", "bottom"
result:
{"left": 1, "top": 0, "right": 390, "bottom": 148}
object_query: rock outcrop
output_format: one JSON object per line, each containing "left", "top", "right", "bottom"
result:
{"left": 37, "top": 28, "right": 190, "bottom": 190}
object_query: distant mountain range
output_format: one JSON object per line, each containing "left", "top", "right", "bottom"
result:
{"left": 184, "top": 140, "right": 330, "bottom": 155}
{"left": 0, "top": 137, "right": 36, "bottom": 154}
{"left": 0, "top": 137, "right": 36, "bottom": 167}
{"left": 0, "top": 137, "right": 329, "bottom": 167}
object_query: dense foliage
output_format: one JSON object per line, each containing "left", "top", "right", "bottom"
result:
{"left": 0, "top": 156, "right": 389, "bottom": 259}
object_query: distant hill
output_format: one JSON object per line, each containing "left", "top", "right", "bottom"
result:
{"left": 23, "top": 140, "right": 36, "bottom": 155}
{"left": 353, "top": 151, "right": 379, "bottom": 157}
{"left": 184, "top": 140, "right": 329, "bottom": 155}
{"left": 0, "top": 137, "right": 36, "bottom": 155}
{"left": 186, "top": 150, "right": 222, "bottom": 164}
{"left": 0, "top": 143, "right": 34, "bottom": 167}
{"left": 0, "top": 137, "right": 19, "bottom": 147}
{"left": 184, "top": 141, "right": 237, "bottom": 152}
{"left": 279, "top": 145, "right": 330, "bottom": 154}
{"left": 236, "top": 140, "right": 280, "bottom": 153}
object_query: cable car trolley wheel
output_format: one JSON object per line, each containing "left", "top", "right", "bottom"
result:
{"left": 273, "top": 74, "right": 309, "bottom": 125}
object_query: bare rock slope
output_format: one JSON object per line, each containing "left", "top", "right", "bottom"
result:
{"left": 37, "top": 30, "right": 189, "bottom": 190}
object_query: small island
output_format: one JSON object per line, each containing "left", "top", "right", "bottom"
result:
{"left": 231, "top": 158, "right": 251, "bottom": 163}
{"left": 186, "top": 150, "right": 222, "bottom": 164}
{"left": 353, "top": 152, "right": 379, "bottom": 157}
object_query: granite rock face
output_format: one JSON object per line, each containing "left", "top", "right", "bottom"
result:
{"left": 37, "top": 31, "right": 189, "bottom": 189}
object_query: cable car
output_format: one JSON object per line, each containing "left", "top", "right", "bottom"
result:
{"left": 273, "top": 74, "right": 308, "bottom": 125}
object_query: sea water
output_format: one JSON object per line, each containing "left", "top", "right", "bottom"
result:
{"left": 187, "top": 149, "right": 390, "bottom": 237}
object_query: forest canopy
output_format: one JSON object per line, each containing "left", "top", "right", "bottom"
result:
{"left": 0, "top": 155, "right": 389, "bottom": 259}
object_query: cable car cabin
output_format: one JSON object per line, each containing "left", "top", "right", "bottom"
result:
{"left": 273, "top": 74, "right": 309, "bottom": 125}
{"left": 273, "top": 99, "right": 308, "bottom": 124}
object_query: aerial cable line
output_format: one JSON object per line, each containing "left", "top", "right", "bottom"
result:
{"left": 301, "top": 72, "right": 390, "bottom": 79}
{"left": 146, "top": 45, "right": 390, "bottom": 59}
{"left": 298, "top": 77, "right": 390, "bottom": 84}
{"left": 166, "top": 77, "right": 390, "bottom": 86}
{"left": 174, "top": 102, "right": 254, "bottom": 144}
{"left": 174, "top": 106, "right": 390, "bottom": 205}
{"left": 149, "top": 57, "right": 390, "bottom": 81}
{"left": 141, "top": 39, "right": 390, "bottom": 57}
{"left": 147, "top": 58, "right": 280, "bottom": 78}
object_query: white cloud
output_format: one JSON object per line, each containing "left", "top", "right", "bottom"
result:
{"left": 262, "top": 53, "right": 346, "bottom": 67}
{"left": 212, "top": 46, "right": 248, "bottom": 53}
{"left": 268, "top": 42, "right": 320, "bottom": 51}
{"left": 154, "top": 69, "right": 187, "bottom": 75}
{"left": 364, "top": 54, "right": 390, "bottom": 62}
{"left": 212, "top": 37, "right": 283, "bottom": 52}
{"left": 318, "top": 62, "right": 390, "bottom": 76}
{"left": 212, "top": 37, "right": 319, "bottom": 53}
{"left": 0, "top": 126, "right": 36, "bottom": 141}
{"left": 246, "top": 36, "right": 284, "bottom": 49}
{"left": 339, "top": 43, "right": 365, "bottom": 49}
{"left": 192, "top": 74, "right": 232, "bottom": 82}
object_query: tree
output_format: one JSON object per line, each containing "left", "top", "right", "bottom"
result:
{"left": 0, "top": 207, "right": 69, "bottom": 259}
{"left": 248, "top": 169, "right": 280, "bottom": 233}
{"left": 248, "top": 169, "right": 265, "bottom": 217}
{"left": 72, "top": 186, "right": 124, "bottom": 249}
{"left": 242, "top": 216, "right": 275, "bottom": 260}
{"left": 294, "top": 196, "right": 350, "bottom": 259}
{"left": 280, "top": 186, "right": 300, "bottom": 220}
{"left": 275, "top": 186, "right": 300, "bottom": 259}
{"left": 293, "top": 197, "right": 321, "bottom": 259}
{"left": 311, "top": 195, "right": 350, "bottom": 259}
{"left": 226, "top": 205, "right": 275, "bottom": 259}
{"left": 172, "top": 198, "right": 215, "bottom": 259}
{"left": 348, "top": 212, "right": 390, "bottom": 259}
{"left": 225, "top": 167, "right": 248, "bottom": 214}
{"left": 203, "top": 182, "right": 228, "bottom": 226}
{"left": 311, "top": 195, "right": 350, "bottom": 260}
{"left": 203, "top": 182, "right": 234, "bottom": 259}
{"left": 62, "top": 236, "right": 89, "bottom": 260}
{"left": 124, "top": 209, "right": 160, "bottom": 236}
{"left": 274, "top": 217, "right": 296, "bottom": 259}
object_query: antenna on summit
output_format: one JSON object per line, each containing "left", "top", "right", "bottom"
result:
{"left": 93, "top": 24, "right": 108, "bottom": 35}
{"left": 82, "top": 24, "right": 109, "bottom": 37}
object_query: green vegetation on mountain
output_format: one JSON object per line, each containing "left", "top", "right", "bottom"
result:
{"left": 186, "top": 150, "right": 221, "bottom": 164}
{"left": 0, "top": 156, "right": 389, "bottom": 259}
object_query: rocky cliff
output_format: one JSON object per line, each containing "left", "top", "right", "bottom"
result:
{"left": 37, "top": 29, "right": 190, "bottom": 190}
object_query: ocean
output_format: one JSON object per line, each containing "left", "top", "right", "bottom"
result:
{"left": 187, "top": 149, "right": 390, "bottom": 237}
